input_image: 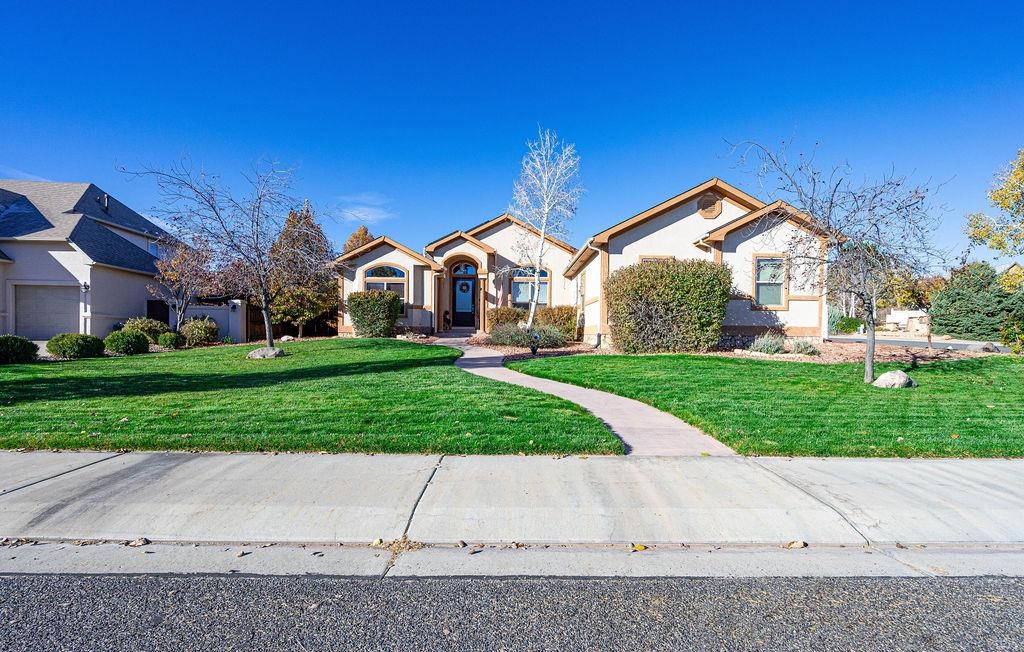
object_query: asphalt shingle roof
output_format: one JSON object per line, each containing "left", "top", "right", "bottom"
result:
{"left": 0, "top": 179, "right": 167, "bottom": 274}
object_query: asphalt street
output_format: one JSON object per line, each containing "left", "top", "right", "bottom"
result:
{"left": 2, "top": 575, "right": 1022, "bottom": 651}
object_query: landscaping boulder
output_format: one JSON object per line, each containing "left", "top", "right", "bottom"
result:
{"left": 247, "top": 347, "right": 286, "bottom": 359}
{"left": 966, "top": 341, "right": 999, "bottom": 353}
{"left": 872, "top": 370, "right": 918, "bottom": 389}
{"left": 279, "top": 335, "right": 295, "bottom": 342}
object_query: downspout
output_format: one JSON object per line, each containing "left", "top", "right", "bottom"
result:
{"left": 580, "top": 237, "right": 601, "bottom": 346}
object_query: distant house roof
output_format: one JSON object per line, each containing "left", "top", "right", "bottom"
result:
{"left": 0, "top": 179, "right": 168, "bottom": 274}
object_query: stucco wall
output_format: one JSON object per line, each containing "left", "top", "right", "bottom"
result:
{"left": 579, "top": 196, "right": 825, "bottom": 342}
{"left": 87, "top": 265, "right": 154, "bottom": 336}
{"left": 339, "top": 244, "right": 436, "bottom": 333}
{"left": 606, "top": 198, "right": 748, "bottom": 274}
{"left": 472, "top": 221, "right": 576, "bottom": 308}
{"left": 722, "top": 218, "right": 823, "bottom": 334}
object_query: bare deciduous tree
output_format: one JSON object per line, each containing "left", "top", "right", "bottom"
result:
{"left": 733, "top": 140, "right": 944, "bottom": 383}
{"left": 127, "top": 159, "right": 332, "bottom": 349}
{"left": 499, "top": 128, "right": 583, "bottom": 329}
{"left": 148, "top": 234, "right": 214, "bottom": 329}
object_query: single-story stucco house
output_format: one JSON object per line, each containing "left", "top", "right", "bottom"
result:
{"left": 0, "top": 180, "right": 166, "bottom": 340}
{"left": 336, "top": 178, "right": 829, "bottom": 345}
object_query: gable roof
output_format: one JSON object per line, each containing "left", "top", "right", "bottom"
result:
{"left": 423, "top": 230, "right": 496, "bottom": 256}
{"left": 563, "top": 178, "right": 767, "bottom": 277}
{"left": 696, "top": 199, "right": 833, "bottom": 248}
{"left": 334, "top": 235, "right": 443, "bottom": 271}
{"left": 0, "top": 179, "right": 167, "bottom": 274}
{"left": 464, "top": 213, "right": 577, "bottom": 255}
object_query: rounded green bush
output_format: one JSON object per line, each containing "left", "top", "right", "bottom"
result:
{"left": 46, "top": 333, "right": 105, "bottom": 359}
{"left": 605, "top": 258, "right": 732, "bottom": 353}
{"left": 179, "top": 316, "right": 220, "bottom": 347}
{"left": 122, "top": 317, "right": 170, "bottom": 343}
{"left": 104, "top": 329, "right": 150, "bottom": 355}
{"left": 536, "top": 306, "right": 580, "bottom": 341}
{"left": 157, "top": 332, "right": 184, "bottom": 349}
{"left": 347, "top": 290, "right": 403, "bottom": 337}
{"left": 489, "top": 323, "right": 566, "bottom": 348}
{"left": 833, "top": 316, "right": 864, "bottom": 334}
{"left": 0, "top": 334, "right": 38, "bottom": 364}
{"left": 486, "top": 306, "right": 528, "bottom": 330}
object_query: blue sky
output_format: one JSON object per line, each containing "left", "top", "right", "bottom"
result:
{"left": 2, "top": 1, "right": 1021, "bottom": 263}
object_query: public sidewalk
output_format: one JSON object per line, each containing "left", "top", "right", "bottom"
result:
{"left": 2, "top": 450, "right": 1023, "bottom": 577}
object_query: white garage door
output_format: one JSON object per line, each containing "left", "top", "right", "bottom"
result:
{"left": 15, "top": 285, "right": 80, "bottom": 340}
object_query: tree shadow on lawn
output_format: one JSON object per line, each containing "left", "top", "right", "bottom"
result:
{"left": 891, "top": 356, "right": 1003, "bottom": 376}
{"left": 1, "top": 355, "right": 456, "bottom": 405}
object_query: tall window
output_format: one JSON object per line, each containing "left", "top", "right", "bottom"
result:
{"left": 754, "top": 257, "right": 785, "bottom": 307}
{"left": 365, "top": 265, "right": 407, "bottom": 313}
{"left": 510, "top": 267, "right": 549, "bottom": 310}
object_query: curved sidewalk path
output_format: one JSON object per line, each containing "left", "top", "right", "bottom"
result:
{"left": 439, "top": 337, "right": 735, "bottom": 456}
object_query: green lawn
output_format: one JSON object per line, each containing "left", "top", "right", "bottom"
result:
{"left": 509, "top": 354, "right": 1024, "bottom": 457}
{"left": 0, "top": 339, "right": 622, "bottom": 455}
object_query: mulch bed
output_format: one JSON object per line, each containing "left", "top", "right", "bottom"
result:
{"left": 466, "top": 335, "right": 999, "bottom": 366}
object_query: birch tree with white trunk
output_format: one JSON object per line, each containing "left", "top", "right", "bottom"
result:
{"left": 502, "top": 128, "right": 583, "bottom": 329}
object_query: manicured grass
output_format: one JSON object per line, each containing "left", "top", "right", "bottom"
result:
{"left": 509, "top": 354, "right": 1024, "bottom": 457}
{"left": 0, "top": 339, "right": 622, "bottom": 455}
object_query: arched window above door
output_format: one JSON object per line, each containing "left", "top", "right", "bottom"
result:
{"left": 451, "top": 262, "right": 476, "bottom": 275}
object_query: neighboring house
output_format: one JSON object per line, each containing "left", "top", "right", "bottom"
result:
{"left": 335, "top": 213, "right": 577, "bottom": 334}
{"left": 335, "top": 178, "right": 829, "bottom": 344}
{"left": 0, "top": 180, "right": 166, "bottom": 340}
{"left": 567, "top": 178, "right": 829, "bottom": 345}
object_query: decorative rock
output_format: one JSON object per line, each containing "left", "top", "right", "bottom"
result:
{"left": 279, "top": 335, "right": 295, "bottom": 342}
{"left": 872, "top": 370, "right": 918, "bottom": 388}
{"left": 247, "top": 347, "right": 286, "bottom": 359}
{"left": 966, "top": 341, "right": 999, "bottom": 353}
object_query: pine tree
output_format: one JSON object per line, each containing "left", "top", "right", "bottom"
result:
{"left": 270, "top": 201, "right": 337, "bottom": 338}
{"left": 343, "top": 225, "right": 375, "bottom": 253}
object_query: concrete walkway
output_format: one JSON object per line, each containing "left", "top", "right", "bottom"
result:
{"left": 3, "top": 451, "right": 1024, "bottom": 576}
{"left": 437, "top": 336, "right": 734, "bottom": 456}
{"left": 3, "top": 451, "right": 1024, "bottom": 577}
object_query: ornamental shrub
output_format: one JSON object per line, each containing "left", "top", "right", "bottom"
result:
{"left": 931, "top": 262, "right": 1023, "bottom": 340}
{"left": 347, "top": 290, "right": 403, "bottom": 337}
{"left": 489, "top": 323, "right": 566, "bottom": 348}
{"left": 157, "top": 332, "right": 184, "bottom": 349}
{"left": 605, "top": 258, "right": 731, "bottom": 353}
{"left": 0, "top": 335, "right": 38, "bottom": 364}
{"left": 792, "top": 339, "right": 821, "bottom": 356}
{"left": 46, "top": 333, "right": 105, "bottom": 359}
{"left": 179, "top": 316, "right": 220, "bottom": 346}
{"left": 487, "top": 306, "right": 528, "bottom": 330}
{"left": 749, "top": 332, "right": 786, "bottom": 354}
{"left": 536, "top": 306, "right": 580, "bottom": 341}
{"left": 104, "top": 329, "right": 150, "bottom": 355}
{"left": 833, "top": 316, "right": 864, "bottom": 334}
{"left": 122, "top": 317, "right": 170, "bottom": 343}
{"left": 1002, "top": 318, "right": 1024, "bottom": 354}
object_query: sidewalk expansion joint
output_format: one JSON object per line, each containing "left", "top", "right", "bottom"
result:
{"left": 747, "top": 458, "right": 872, "bottom": 545}
{"left": 0, "top": 452, "right": 124, "bottom": 498}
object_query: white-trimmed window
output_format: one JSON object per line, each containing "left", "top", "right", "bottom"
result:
{"left": 510, "top": 267, "right": 549, "bottom": 309}
{"left": 754, "top": 256, "right": 785, "bottom": 307}
{"left": 365, "top": 265, "right": 407, "bottom": 313}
